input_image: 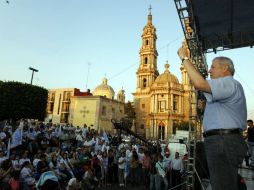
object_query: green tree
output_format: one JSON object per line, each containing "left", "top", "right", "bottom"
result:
{"left": 0, "top": 81, "right": 48, "bottom": 121}
{"left": 122, "top": 101, "right": 136, "bottom": 128}
{"left": 124, "top": 101, "right": 136, "bottom": 120}
{"left": 176, "top": 121, "right": 194, "bottom": 131}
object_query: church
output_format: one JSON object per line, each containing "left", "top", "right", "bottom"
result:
{"left": 133, "top": 9, "right": 193, "bottom": 140}
{"left": 46, "top": 8, "right": 194, "bottom": 139}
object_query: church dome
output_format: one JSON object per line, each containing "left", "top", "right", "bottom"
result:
{"left": 154, "top": 62, "right": 179, "bottom": 84}
{"left": 93, "top": 78, "right": 115, "bottom": 99}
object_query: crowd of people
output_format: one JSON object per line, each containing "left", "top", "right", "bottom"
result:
{"left": 1, "top": 117, "right": 252, "bottom": 190}
{"left": 0, "top": 120, "right": 188, "bottom": 190}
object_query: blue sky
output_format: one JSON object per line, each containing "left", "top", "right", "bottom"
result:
{"left": 0, "top": 0, "right": 253, "bottom": 119}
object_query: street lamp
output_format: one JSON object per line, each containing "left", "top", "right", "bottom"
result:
{"left": 29, "top": 67, "right": 38, "bottom": 85}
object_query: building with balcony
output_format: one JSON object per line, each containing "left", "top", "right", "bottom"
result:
{"left": 46, "top": 78, "right": 125, "bottom": 132}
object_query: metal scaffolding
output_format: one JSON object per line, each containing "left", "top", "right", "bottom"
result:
{"left": 174, "top": 0, "right": 208, "bottom": 189}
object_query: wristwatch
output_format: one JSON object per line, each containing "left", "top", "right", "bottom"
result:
{"left": 181, "top": 57, "right": 189, "bottom": 63}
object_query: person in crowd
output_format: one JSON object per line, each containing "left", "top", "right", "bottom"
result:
{"left": 171, "top": 152, "right": 183, "bottom": 190}
{"left": 118, "top": 151, "right": 126, "bottom": 187}
{"left": 36, "top": 171, "right": 59, "bottom": 190}
{"left": 75, "top": 131, "right": 83, "bottom": 148}
{"left": 32, "top": 151, "right": 42, "bottom": 169}
{"left": 0, "top": 127, "right": 7, "bottom": 141}
{"left": 0, "top": 159, "right": 12, "bottom": 189}
{"left": 163, "top": 151, "right": 172, "bottom": 187}
{"left": 149, "top": 152, "right": 157, "bottom": 190}
{"left": 79, "top": 146, "right": 92, "bottom": 174}
{"left": 111, "top": 147, "right": 119, "bottom": 184}
{"left": 58, "top": 159, "right": 72, "bottom": 183}
{"left": 101, "top": 151, "right": 108, "bottom": 187}
{"left": 178, "top": 46, "right": 247, "bottom": 190}
{"left": 0, "top": 139, "right": 6, "bottom": 153}
{"left": 155, "top": 155, "right": 168, "bottom": 190}
{"left": 91, "top": 154, "right": 102, "bottom": 188}
{"left": 70, "top": 152, "right": 82, "bottom": 178}
{"left": 62, "top": 152, "right": 74, "bottom": 175}
{"left": 83, "top": 167, "right": 98, "bottom": 190}
{"left": 0, "top": 119, "right": 178, "bottom": 189}
{"left": 20, "top": 161, "right": 35, "bottom": 189}
{"left": 141, "top": 150, "right": 151, "bottom": 188}
{"left": 19, "top": 151, "right": 31, "bottom": 167}
{"left": 129, "top": 150, "right": 139, "bottom": 185}
{"left": 107, "top": 149, "right": 114, "bottom": 186}
{"left": 181, "top": 153, "right": 188, "bottom": 175}
{"left": 0, "top": 148, "right": 8, "bottom": 167}
{"left": 10, "top": 154, "right": 21, "bottom": 171}
{"left": 36, "top": 153, "right": 49, "bottom": 180}
{"left": 246, "top": 119, "right": 254, "bottom": 168}
{"left": 49, "top": 153, "right": 59, "bottom": 175}
{"left": 9, "top": 170, "right": 21, "bottom": 190}
{"left": 67, "top": 177, "right": 81, "bottom": 190}
{"left": 137, "top": 147, "right": 145, "bottom": 183}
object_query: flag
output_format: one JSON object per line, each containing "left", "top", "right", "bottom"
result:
{"left": 6, "top": 139, "right": 10, "bottom": 158}
{"left": 36, "top": 171, "right": 58, "bottom": 189}
{"left": 102, "top": 128, "right": 109, "bottom": 143}
{"left": 11, "top": 121, "right": 23, "bottom": 148}
{"left": 57, "top": 126, "right": 63, "bottom": 137}
{"left": 95, "top": 137, "right": 99, "bottom": 147}
{"left": 124, "top": 157, "right": 129, "bottom": 179}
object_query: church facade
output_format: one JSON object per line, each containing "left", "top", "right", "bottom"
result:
{"left": 133, "top": 10, "right": 193, "bottom": 140}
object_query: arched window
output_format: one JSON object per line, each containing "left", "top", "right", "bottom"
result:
{"left": 146, "top": 39, "right": 149, "bottom": 45}
{"left": 144, "top": 57, "right": 148, "bottom": 64}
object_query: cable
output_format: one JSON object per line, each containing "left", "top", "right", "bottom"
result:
{"left": 235, "top": 73, "right": 254, "bottom": 95}
{"left": 108, "top": 36, "right": 183, "bottom": 81}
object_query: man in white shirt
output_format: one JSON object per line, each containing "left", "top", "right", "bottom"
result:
{"left": 171, "top": 152, "right": 183, "bottom": 190}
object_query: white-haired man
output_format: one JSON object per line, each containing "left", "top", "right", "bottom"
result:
{"left": 178, "top": 46, "right": 247, "bottom": 190}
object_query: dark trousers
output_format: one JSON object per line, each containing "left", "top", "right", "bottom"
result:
{"left": 142, "top": 168, "right": 150, "bottom": 187}
{"left": 130, "top": 167, "right": 139, "bottom": 184}
{"left": 204, "top": 134, "right": 247, "bottom": 190}
{"left": 112, "top": 164, "right": 118, "bottom": 183}
{"left": 172, "top": 169, "right": 181, "bottom": 190}
{"left": 108, "top": 166, "right": 114, "bottom": 184}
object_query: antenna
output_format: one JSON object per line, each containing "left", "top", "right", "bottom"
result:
{"left": 85, "top": 62, "right": 91, "bottom": 90}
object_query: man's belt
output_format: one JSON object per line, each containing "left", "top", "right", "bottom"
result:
{"left": 203, "top": 128, "right": 242, "bottom": 138}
